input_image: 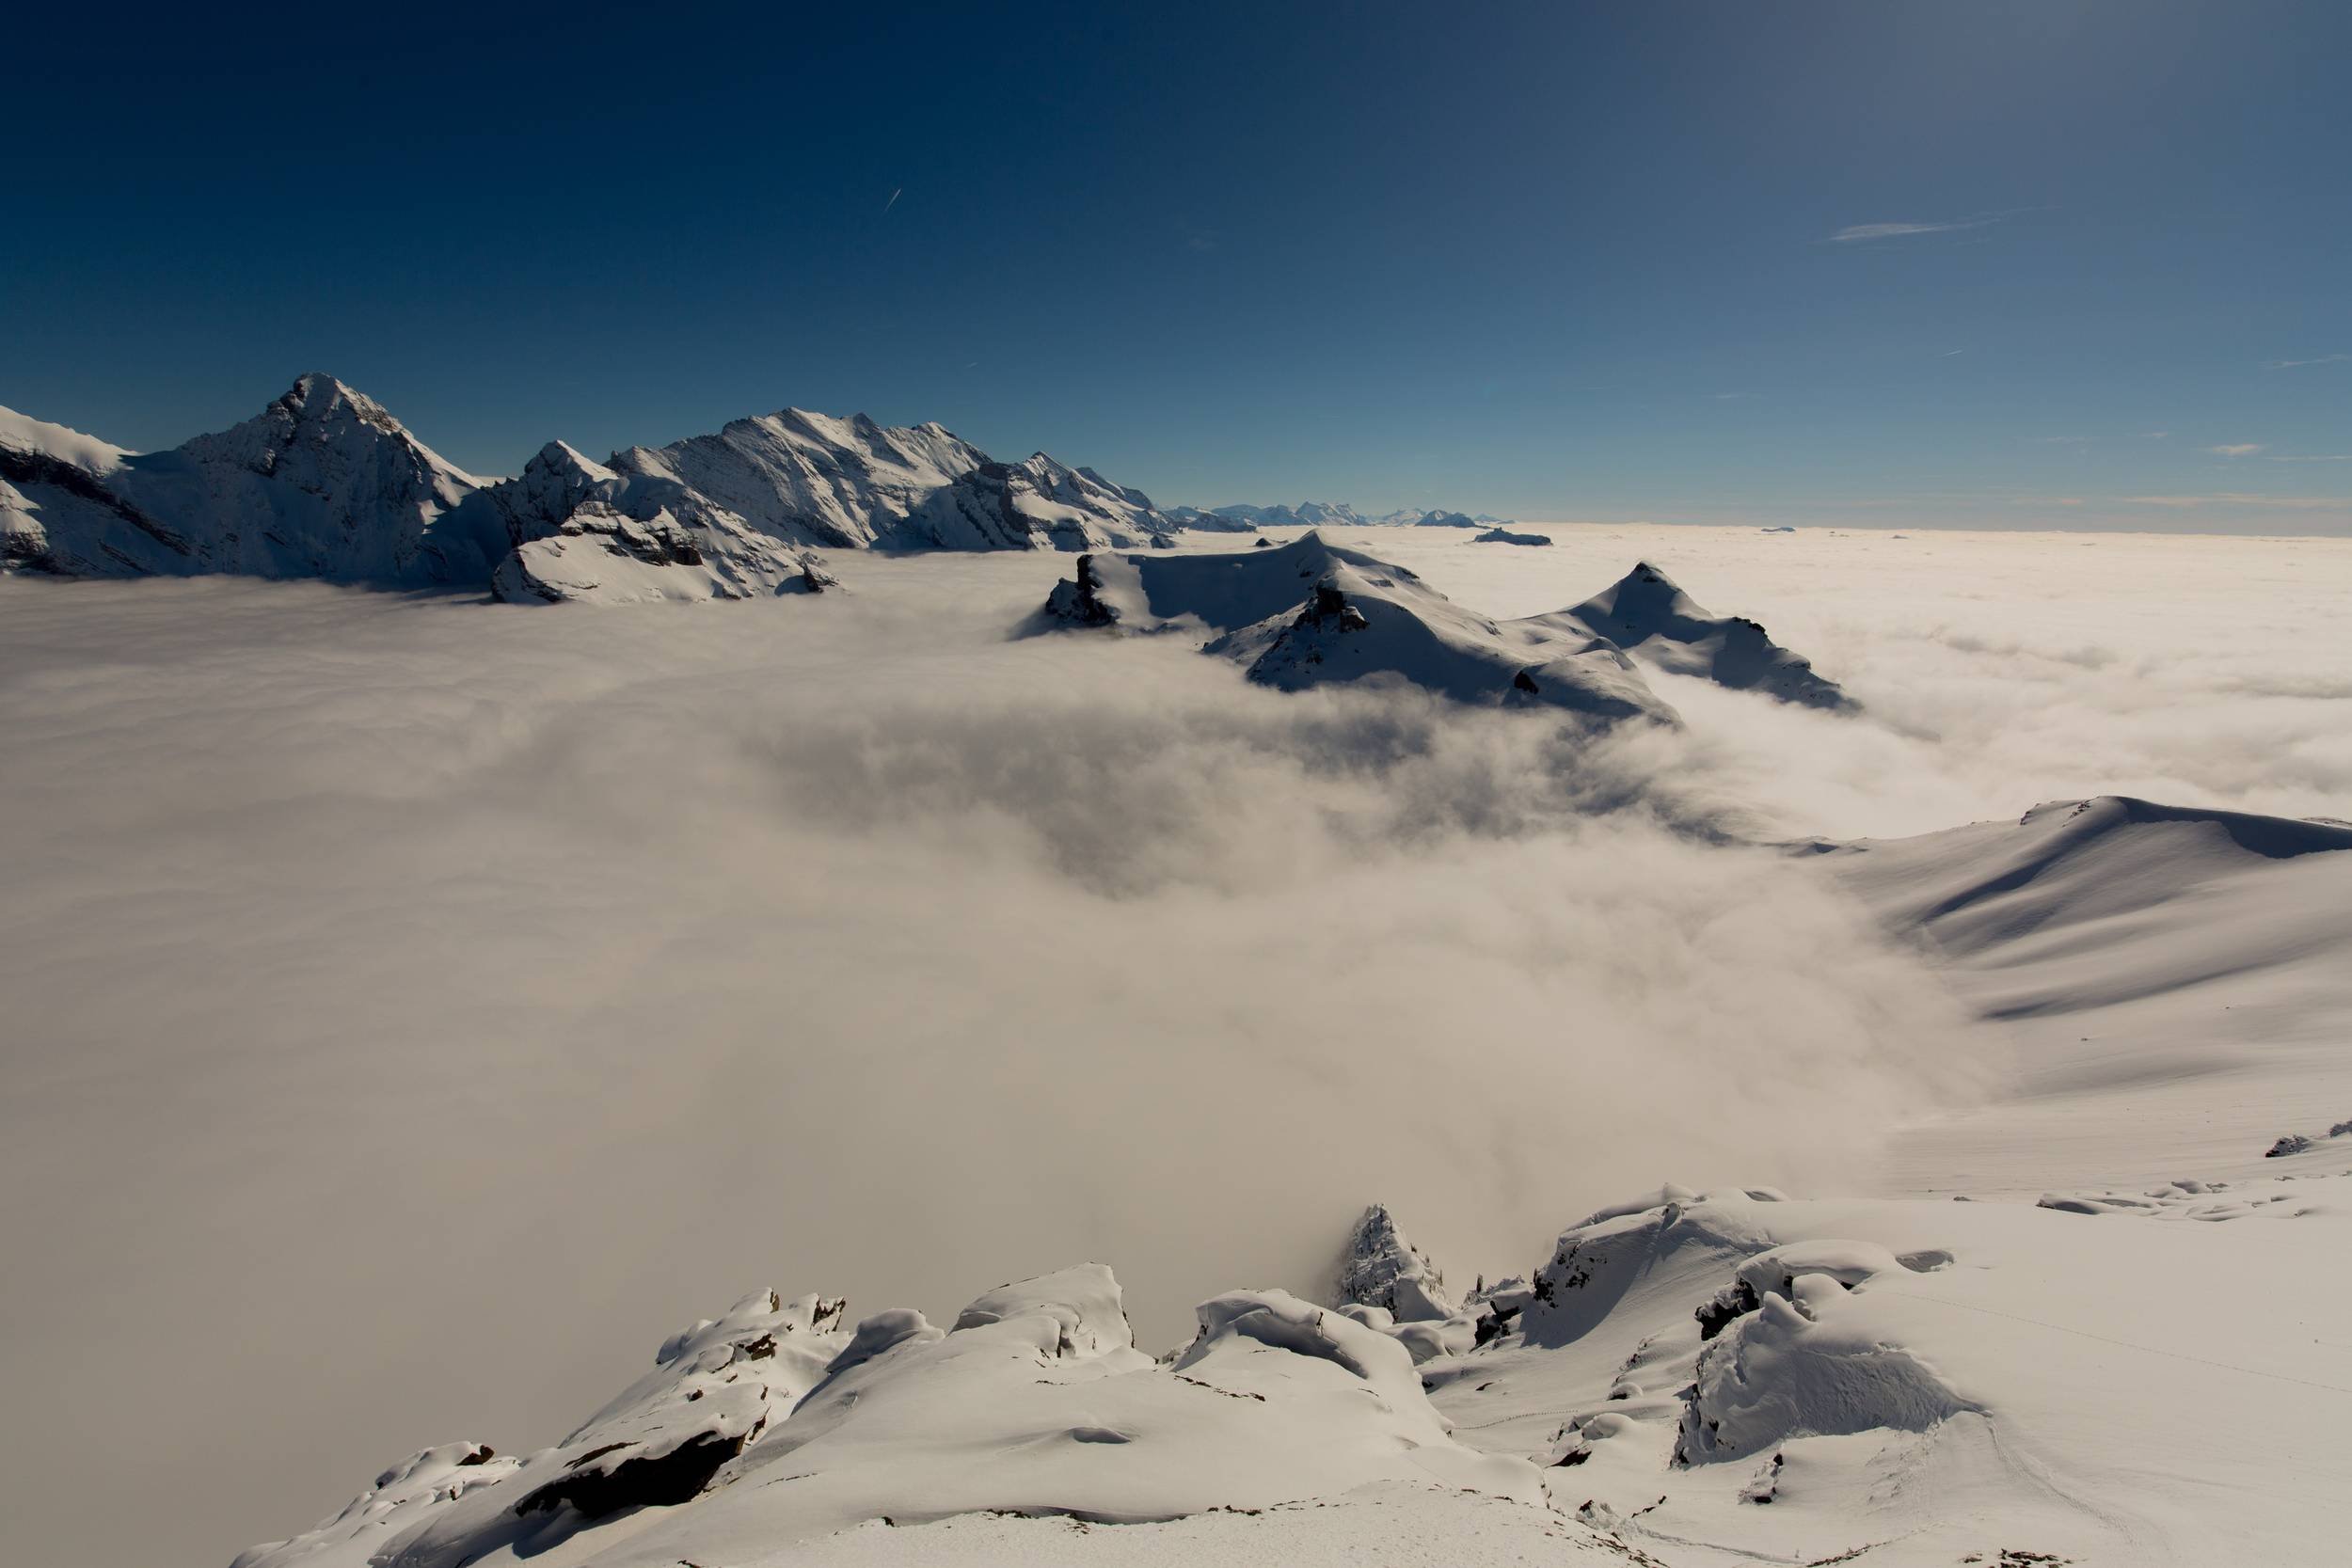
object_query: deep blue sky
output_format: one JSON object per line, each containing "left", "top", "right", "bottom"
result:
{"left": 8, "top": 1, "right": 2349, "bottom": 531}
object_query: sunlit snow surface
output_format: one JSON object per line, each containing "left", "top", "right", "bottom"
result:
{"left": 3, "top": 524, "right": 2349, "bottom": 1567}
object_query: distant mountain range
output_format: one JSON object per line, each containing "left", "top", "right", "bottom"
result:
{"left": 1171, "top": 501, "right": 1513, "bottom": 531}
{"left": 0, "top": 375, "right": 1188, "bottom": 603}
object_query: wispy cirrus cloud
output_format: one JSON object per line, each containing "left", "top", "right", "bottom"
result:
{"left": 2207, "top": 443, "right": 2267, "bottom": 457}
{"left": 1828, "top": 217, "right": 1999, "bottom": 243}
{"left": 2265, "top": 353, "right": 2350, "bottom": 370}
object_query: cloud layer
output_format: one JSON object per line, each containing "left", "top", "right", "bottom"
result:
{"left": 4, "top": 525, "right": 2348, "bottom": 1567}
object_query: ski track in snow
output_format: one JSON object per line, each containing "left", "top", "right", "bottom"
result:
{"left": 1, "top": 523, "right": 2348, "bottom": 1568}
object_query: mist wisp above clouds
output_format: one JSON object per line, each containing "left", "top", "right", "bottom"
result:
{"left": 2, "top": 525, "right": 2346, "bottom": 1568}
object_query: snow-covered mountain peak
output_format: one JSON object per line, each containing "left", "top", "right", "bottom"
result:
{"left": 278, "top": 371, "right": 394, "bottom": 427}
{"left": 1041, "top": 533, "right": 1679, "bottom": 722}
{"left": 528, "top": 438, "right": 612, "bottom": 481}
{"left": 1565, "top": 561, "right": 1858, "bottom": 712}
{"left": 184, "top": 373, "right": 481, "bottom": 494}
{"left": 1336, "top": 1204, "right": 1457, "bottom": 1322}
{"left": 0, "top": 375, "right": 494, "bottom": 582}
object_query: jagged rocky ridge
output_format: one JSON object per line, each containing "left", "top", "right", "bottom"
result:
{"left": 1, "top": 377, "right": 1188, "bottom": 604}
{"left": 1040, "top": 532, "right": 1852, "bottom": 720}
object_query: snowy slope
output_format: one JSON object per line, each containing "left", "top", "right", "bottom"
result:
{"left": 1422, "top": 1175, "right": 2352, "bottom": 1567}
{"left": 608, "top": 413, "right": 1171, "bottom": 557}
{"left": 1569, "top": 562, "right": 1858, "bottom": 711}
{"left": 2, "top": 376, "right": 489, "bottom": 584}
{"left": 233, "top": 1161, "right": 2352, "bottom": 1568}
{"left": 1833, "top": 796, "right": 2352, "bottom": 1192}
{"left": 897, "top": 453, "right": 1173, "bottom": 552}
{"left": 607, "top": 409, "right": 987, "bottom": 550}
{"left": 238, "top": 1265, "right": 1544, "bottom": 1568}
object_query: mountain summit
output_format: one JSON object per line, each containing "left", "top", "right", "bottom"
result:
{"left": 1569, "top": 562, "right": 1859, "bottom": 711}
{"left": 2, "top": 377, "right": 1183, "bottom": 602}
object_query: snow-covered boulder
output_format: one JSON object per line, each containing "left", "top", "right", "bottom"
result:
{"left": 1039, "top": 531, "right": 1681, "bottom": 723}
{"left": 1567, "top": 561, "right": 1857, "bottom": 711}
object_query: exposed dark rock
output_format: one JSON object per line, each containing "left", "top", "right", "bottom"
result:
{"left": 512, "top": 1428, "right": 751, "bottom": 1522}
{"left": 1041, "top": 554, "right": 1118, "bottom": 626}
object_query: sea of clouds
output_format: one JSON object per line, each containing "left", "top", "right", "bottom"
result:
{"left": 3, "top": 525, "right": 2346, "bottom": 1567}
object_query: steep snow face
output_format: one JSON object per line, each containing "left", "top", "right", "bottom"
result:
{"left": 603, "top": 407, "right": 1179, "bottom": 555}
{"left": 2, "top": 376, "right": 488, "bottom": 583}
{"left": 610, "top": 409, "right": 990, "bottom": 550}
{"left": 897, "top": 453, "right": 1173, "bottom": 552}
{"left": 239, "top": 1264, "right": 1542, "bottom": 1568}
{"left": 1569, "top": 562, "right": 1857, "bottom": 711}
{"left": 1041, "top": 532, "right": 1680, "bottom": 723}
{"left": 1, "top": 405, "right": 151, "bottom": 572}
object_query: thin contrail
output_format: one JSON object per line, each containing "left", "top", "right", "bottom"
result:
{"left": 882, "top": 187, "right": 902, "bottom": 214}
